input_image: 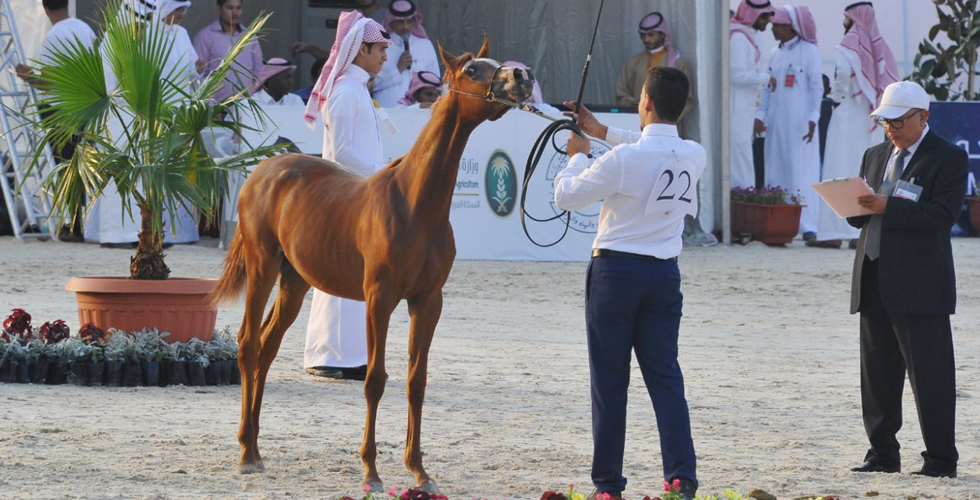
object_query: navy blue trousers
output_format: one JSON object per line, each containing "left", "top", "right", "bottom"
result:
{"left": 586, "top": 254, "right": 697, "bottom": 492}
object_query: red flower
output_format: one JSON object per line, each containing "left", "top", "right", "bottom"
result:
{"left": 2, "top": 308, "right": 33, "bottom": 341}
{"left": 39, "top": 320, "right": 71, "bottom": 344}
{"left": 540, "top": 491, "right": 567, "bottom": 500}
{"left": 79, "top": 323, "right": 107, "bottom": 345}
{"left": 399, "top": 488, "right": 432, "bottom": 500}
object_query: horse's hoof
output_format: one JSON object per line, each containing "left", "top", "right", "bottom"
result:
{"left": 364, "top": 480, "right": 385, "bottom": 493}
{"left": 417, "top": 480, "right": 440, "bottom": 494}
{"left": 238, "top": 460, "right": 266, "bottom": 474}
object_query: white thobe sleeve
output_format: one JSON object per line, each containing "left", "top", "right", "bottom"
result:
{"left": 554, "top": 150, "right": 622, "bottom": 211}
{"left": 605, "top": 127, "right": 641, "bottom": 146}
{"left": 755, "top": 49, "right": 776, "bottom": 122}
{"left": 325, "top": 87, "right": 383, "bottom": 177}
{"left": 830, "top": 51, "right": 851, "bottom": 103}
{"left": 805, "top": 45, "right": 823, "bottom": 124}
{"left": 730, "top": 35, "right": 770, "bottom": 88}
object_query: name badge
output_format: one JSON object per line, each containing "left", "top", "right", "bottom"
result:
{"left": 784, "top": 73, "right": 795, "bottom": 88}
{"left": 893, "top": 180, "right": 922, "bottom": 202}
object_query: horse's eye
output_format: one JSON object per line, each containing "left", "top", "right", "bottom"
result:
{"left": 464, "top": 67, "right": 476, "bottom": 78}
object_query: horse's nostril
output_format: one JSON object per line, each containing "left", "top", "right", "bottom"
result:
{"left": 525, "top": 69, "right": 535, "bottom": 83}
{"left": 514, "top": 68, "right": 525, "bottom": 82}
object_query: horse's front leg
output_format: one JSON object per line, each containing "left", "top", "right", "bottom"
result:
{"left": 361, "top": 286, "right": 398, "bottom": 491}
{"left": 403, "top": 289, "right": 443, "bottom": 493}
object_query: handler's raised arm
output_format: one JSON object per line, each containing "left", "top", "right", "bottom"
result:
{"left": 562, "top": 101, "right": 608, "bottom": 140}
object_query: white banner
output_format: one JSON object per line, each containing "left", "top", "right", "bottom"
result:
{"left": 240, "top": 106, "right": 642, "bottom": 262}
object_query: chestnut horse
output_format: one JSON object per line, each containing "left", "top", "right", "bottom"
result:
{"left": 209, "top": 37, "right": 533, "bottom": 492}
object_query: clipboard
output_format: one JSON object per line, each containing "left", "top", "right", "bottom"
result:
{"left": 811, "top": 177, "right": 875, "bottom": 218}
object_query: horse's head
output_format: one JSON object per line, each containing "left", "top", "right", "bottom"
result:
{"left": 439, "top": 35, "right": 535, "bottom": 121}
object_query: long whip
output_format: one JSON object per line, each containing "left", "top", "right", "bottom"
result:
{"left": 520, "top": 0, "right": 606, "bottom": 247}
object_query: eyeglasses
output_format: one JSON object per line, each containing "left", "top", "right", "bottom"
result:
{"left": 876, "top": 109, "right": 921, "bottom": 130}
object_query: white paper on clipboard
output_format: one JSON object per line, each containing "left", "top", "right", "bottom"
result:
{"left": 811, "top": 177, "right": 875, "bottom": 218}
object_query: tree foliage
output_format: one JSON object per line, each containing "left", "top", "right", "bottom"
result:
{"left": 910, "top": 0, "right": 980, "bottom": 101}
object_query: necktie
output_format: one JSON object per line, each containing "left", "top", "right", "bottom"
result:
{"left": 865, "top": 149, "right": 909, "bottom": 260}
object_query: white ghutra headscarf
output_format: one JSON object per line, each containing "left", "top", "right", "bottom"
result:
{"left": 302, "top": 11, "right": 390, "bottom": 129}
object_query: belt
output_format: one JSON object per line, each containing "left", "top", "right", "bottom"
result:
{"left": 591, "top": 248, "right": 676, "bottom": 262}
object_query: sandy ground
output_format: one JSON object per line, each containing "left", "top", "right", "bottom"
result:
{"left": 0, "top": 235, "right": 978, "bottom": 500}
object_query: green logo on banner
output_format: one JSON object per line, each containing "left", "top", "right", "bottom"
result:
{"left": 485, "top": 150, "right": 517, "bottom": 218}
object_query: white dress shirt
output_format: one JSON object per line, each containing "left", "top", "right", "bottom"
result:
{"left": 40, "top": 18, "right": 96, "bottom": 65}
{"left": 554, "top": 123, "right": 707, "bottom": 259}
{"left": 884, "top": 124, "right": 929, "bottom": 183}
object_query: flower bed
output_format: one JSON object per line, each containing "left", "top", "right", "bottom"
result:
{"left": 0, "top": 309, "right": 239, "bottom": 387}
{"left": 341, "top": 484, "right": 847, "bottom": 500}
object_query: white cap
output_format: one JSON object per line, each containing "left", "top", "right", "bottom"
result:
{"left": 870, "top": 81, "right": 930, "bottom": 119}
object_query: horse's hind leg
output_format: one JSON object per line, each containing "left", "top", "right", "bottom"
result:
{"left": 403, "top": 290, "right": 442, "bottom": 493}
{"left": 244, "top": 262, "right": 311, "bottom": 465}
{"left": 237, "top": 246, "right": 281, "bottom": 473}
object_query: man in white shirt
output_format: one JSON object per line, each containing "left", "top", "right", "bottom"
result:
{"left": 755, "top": 5, "right": 822, "bottom": 240}
{"left": 251, "top": 58, "right": 305, "bottom": 107}
{"left": 301, "top": 11, "right": 391, "bottom": 380}
{"left": 16, "top": 0, "right": 96, "bottom": 82}
{"left": 809, "top": 1, "right": 898, "bottom": 248}
{"left": 558, "top": 66, "right": 702, "bottom": 500}
{"left": 729, "top": 0, "right": 774, "bottom": 190}
{"left": 372, "top": 0, "right": 439, "bottom": 107}
{"left": 15, "top": 0, "right": 96, "bottom": 241}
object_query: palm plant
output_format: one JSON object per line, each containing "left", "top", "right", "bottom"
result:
{"left": 29, "top": 0, "right": 282, "bottom": 279}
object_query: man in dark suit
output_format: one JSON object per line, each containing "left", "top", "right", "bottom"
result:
{"left": 847, "top": 81, "right": 966, "bottom": 479}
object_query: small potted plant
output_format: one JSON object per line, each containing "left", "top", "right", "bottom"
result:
{"left": 183, "top": 337, "right": 210, "bottom": 386}
{"left": 162, "top": 340, "right": 188, "bottom": 386}
{"left": 730, "top": 185, "right": 805, "bottom": 246}
{"left": 27, "top": 0, "right": 282, "bottom": 343}
{"left": 1, "top": 309, "right": 34, "bottom": 383}
{"left": 135, "top": 329, "right": 167, "bottom": 386}
{"left": 209, "top": 327, "right": 239, "bottom": 385}
{"left": 32, "top": 320, "right": 71, "bottom": 384}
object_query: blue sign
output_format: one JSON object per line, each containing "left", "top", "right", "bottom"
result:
{"left": 927, "top": 102, "right": 980, "bottom": 235}
{"left": 925, "top": 102, "right": 980, "bottom": 191}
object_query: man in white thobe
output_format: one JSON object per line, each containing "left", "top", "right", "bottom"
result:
{"left": 809, "top": 1, "right": 898, "bottom": 248}
{"left": 372, "top": 0, "right": 439, "bottom": 107}
{"left": 89, "top": 0, "right": 201, "bottom": 246}
{"left": 756, "top": 5, "right": 822, "bottom": 239}
{"left": 729, "top": 0, "right": 775, "bottom": 190}
{"left": 301, "top": 11, "right": 391, "bottom": 380}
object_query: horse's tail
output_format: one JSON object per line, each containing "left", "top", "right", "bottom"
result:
{"left": 208, "top": 228, "right": 247, "bottom": 305}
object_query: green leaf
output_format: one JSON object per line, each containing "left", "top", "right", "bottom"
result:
{"left": 20, "top": 0, "right": 280, "bottom": 278}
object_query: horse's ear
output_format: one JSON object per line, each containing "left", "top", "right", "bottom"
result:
{"left": 439, "top": 41, "right": 459, "bottom": 72}
{"left": 476, "top": 33, "right": 490, "bottom": 59}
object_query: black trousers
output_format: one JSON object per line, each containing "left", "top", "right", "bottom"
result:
{"left": 859, "top": 257, "right": 958, "bottom": 469}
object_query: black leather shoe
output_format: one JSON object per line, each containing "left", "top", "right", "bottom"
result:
{"left": 674, "top": 478, "right": 697, "bottom": 500}
{"left": 305, "top": 365, "right": 367, "bottom": 381}
{"left": 850, "top": 460, "right": 901, "bottom": 473}
{"left": 911, "top": 466, "right": 956, "bottom": 478}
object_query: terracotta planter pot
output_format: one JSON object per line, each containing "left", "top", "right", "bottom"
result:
{"left": 731, "top": 202, "right": 803, "bottom": 246}
{"left": 967, "top": 197, "right": 980, "bottom": 235}
{"left": 65, "top": 277, "right": 217, "bottom": 343}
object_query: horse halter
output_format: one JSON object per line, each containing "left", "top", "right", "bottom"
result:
{"left": 445, "top": 62, "right": 559, "bottom": 121}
